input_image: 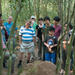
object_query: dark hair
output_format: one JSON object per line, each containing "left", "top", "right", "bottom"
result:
{"left": 48, "top": 26, "right": 55, "bottom": 32}
{"left": 54, "top": 16, "right": 60, "bottom": 22}
{"left": 0, "top": 13, "right": 2, "bottom": 17}
{"left": 69, "top": 23, "right": 73, "bottom": 29}
{"left": 38, "top": 18, "right": 43, "bottom": 21}
{"left": 44, "top": 16, "right": 50, "bottom": 21}
{"left": 64, "top": 22, "right": 73, "bottom": 29}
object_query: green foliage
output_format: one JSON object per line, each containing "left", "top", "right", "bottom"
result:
{"left": 1, "top": 0, "right": 59, "bottom": 26}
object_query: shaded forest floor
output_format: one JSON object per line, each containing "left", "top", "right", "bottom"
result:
{"left": 2, "top": 61, "right": 73, "bottom": 75}
{"left": 2, "top": 48, "right": 73, "bottom": 75}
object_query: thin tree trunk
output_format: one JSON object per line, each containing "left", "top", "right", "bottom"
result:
{"left": 28, "top": 0, "right": 31, "bottom": 17}
{"left": 0, "top": 28, "right": 3, "bottom": 75}
{"left": 36, "top": 0, "right": 40, "bottom": 24}
{"left": 7, "top": 0, "right": 23, "bottom": 74}
{"left": 73, "top": 5, "right": 75, "bottom": 75}
{"left": 65, "top": 26, "right": 75, "bottom": 75}
{"left": 0, "top": 0, "right": 3, "bottom": 74}
{"left": 45, "top": 0, "right": 48, "bottom": 16}
{"left": 34, "top": 0, "right": 37, "bottom": 17}
{"left": 0, "top": 0, "right": 2, "bottom": 14}
{"left": 63, "top": 0, "right": 67, "bottom": 24}
{"left": 69, "top": 2, "right": 75, "bottom": 23}
{"left": 58, "top": 0, "right": 63, "bottom": 25}
{"left": 66, "top": 0, "right": 71, "bottom": 23}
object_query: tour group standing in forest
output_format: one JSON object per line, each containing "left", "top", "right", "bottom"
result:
{"left": 0, "top": 13, "right": 74, "bottom": 74}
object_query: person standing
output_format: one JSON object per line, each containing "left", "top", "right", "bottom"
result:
{"left": 17, "top": 21, "right": 36, "bottom": 68}
{"left": 42, "top": 16, "right": 52, "bottom": 61}
{"left": 44, "top": 26, "right": 57, "bottom": 64}
{"left": 30, "top": 16, "right": 38, "bottom": 32}
{"left": 53, "top": 16, "right": 62, "bottom": 39}
{"left": 36, "top": 18, "right": 44, "bottom": 60}
{"left": 4, "top": 16, "right": 13, "bottom": 39}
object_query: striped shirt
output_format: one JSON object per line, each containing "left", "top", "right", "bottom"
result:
{"left": 19, "top": 26, "right": 36, "bottom": 42}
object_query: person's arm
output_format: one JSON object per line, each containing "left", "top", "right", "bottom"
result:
{"left": 33, "top": 36, "right": 36, "bottom": 43}
{"left": 19, "top": 35, "right": 22, "bottom": 45}
{"left": 42, "top": 28, "right": 45, "bottom": 42}
{"left": 19, "top": 27, "right": 22, "bottom": 45}
{"left": 44, "top": 42, "right": 49, "bottom": 47}
{"left": 50, "top": 37, "right": 58, "bottom": 52}
{"left": 36, "top": 25, "right": 38, "bottom": 39}
{"left": 32, "top": 28, "right": 37, "bottom": 46}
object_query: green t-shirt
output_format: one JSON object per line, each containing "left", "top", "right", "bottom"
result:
{"left": 32, "top": 22, "right": 37, "bottom": 32}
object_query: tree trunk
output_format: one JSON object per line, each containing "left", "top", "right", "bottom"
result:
{"left": 0, "top": 28, "right": 3, "bottom": 75}
{"left": 34, "top": 0, "right": 37, "bottom": 17}
{"left": 28, "top": 0, "right": 31, "bottom": 17}
{"left": 73, "top": 5, "right": 75, "bottom": 75}
{"left": 63, "top": 0, "right": 67, "bottom": 24}
{"left": 66, "top": 0, "right": 71, "bottom": 23}
{"left": 7, "top": 0, "right": 23, "bottom": 74}
{"left": 36, "top": 0, "right": 40, "bottom": 24}
{"left": 57, "top": 0, "right": 63, "bottom": 25}
{"left": 0, "top": 0, "right": 3, "bottom": 74}
{"left": 0, "top": 0, "right": 2, "bottom": 14}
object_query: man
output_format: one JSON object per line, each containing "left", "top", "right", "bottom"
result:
{"left": 43, "top": 16, "right": 52, "bottom": 40}
{"left": 42, "top": 16, "right": 52, "bottom": 61}
{"left": 4, "top": 16, "right": 13, "bottom": 37}
{"left": 30, "top": 16, "right": 37, "bottom": 32}
{"left": 53, "top": 16, "right": 62, "bottom": 39}
{"left": 17, "top": 21, "right": 36, "bottom": 68}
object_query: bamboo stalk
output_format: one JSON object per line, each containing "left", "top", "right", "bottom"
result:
{"left": 65, "top": 26, "right": 75, "bottom": 75}
{"left": 6, "top": 0, "right": 24, "bottom": 74}
{"left": 73, "top": 7, "right": 75, "bottom": 75}
{"left": 0, "top": 0, "right": 2, "bottom": 14}
{"left": 0, "top": 28, "right": 3, "bottom": 75}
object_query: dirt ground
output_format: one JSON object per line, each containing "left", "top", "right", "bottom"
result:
{"left": 2, "top": 48, "right": 73, "bottom": 75}
{"left": 2, "top": 61, "right": 73, "bottom": 75}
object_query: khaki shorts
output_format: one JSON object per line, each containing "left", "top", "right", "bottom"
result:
{"left": 20, "top": 42, "right": 34, "bottom": 53}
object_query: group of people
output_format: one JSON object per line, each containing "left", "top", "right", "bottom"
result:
{"left": 0, "top": 13, "right": 74, "bottom": 73}
{"left": 0, "top": 14, "right": 18, "bottom": 68}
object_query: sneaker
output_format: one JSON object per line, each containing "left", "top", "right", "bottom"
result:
{"left": 60, "top": 69, "right": 65, "bottom": 74}
{"left": 3, "top": 62, "right": 8, "bottom": 69}
{"left": 17, "top": 60, "right": 22, "bottom": 68}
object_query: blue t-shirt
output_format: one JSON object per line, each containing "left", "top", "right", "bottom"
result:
{"left": 4, "top": 22, "right": 13, "bottom": 35}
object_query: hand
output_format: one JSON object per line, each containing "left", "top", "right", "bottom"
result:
{"left": 48, "top": 46, "right": 54, "bottom": 53}
{"left": 15, "top": 46, "right": 20, "bottom": 50}
{"left": 0, "top": 26, "right": 3, "bottom": 29}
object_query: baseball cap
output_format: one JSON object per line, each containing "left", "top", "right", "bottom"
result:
{"left": 8, "top": 16, "right": 13, "bottom": 19}
{"left": 31, "top": 16, "right": 36, "bottom": 19}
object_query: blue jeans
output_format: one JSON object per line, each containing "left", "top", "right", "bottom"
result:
{"left": 45, "top": 52, "right": 56, "bottom": 64}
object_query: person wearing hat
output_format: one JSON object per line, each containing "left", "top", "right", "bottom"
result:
{"left": 53, "top": 16, "right": 62, "bottom": 39}
{"left": 30, "top": 15, "right": 38, "bottom": 32}
{"left": 17, "top": 21, "right": 36, "bottom": 68}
